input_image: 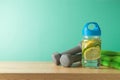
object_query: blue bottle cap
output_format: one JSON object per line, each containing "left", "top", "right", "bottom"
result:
{"left": 82, "top": 22, "right": 101, "bottom": 36}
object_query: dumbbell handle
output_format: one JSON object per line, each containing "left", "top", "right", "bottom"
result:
{"left": 62, "top": 46, "right": 82, "bottom": 55}
{"left": 71, "top": 53, "right": 82, "bottom": 62}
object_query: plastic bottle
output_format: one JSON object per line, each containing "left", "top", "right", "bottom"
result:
{"left": 82, "top": 22, "right": 101, "bottom": 68}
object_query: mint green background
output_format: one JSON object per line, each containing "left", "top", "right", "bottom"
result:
{"left": 0, "top": 0, "right": 120, "bottom": 61}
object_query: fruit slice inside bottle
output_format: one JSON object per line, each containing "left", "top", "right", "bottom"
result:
{"left": 84, "top": 46, "right": 100, "bottom": 60}
{"left": 82, "top": 39, "right": 101, "bottom": 50}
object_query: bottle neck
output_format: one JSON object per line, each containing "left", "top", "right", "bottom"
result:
{"left": 83, "top": 36, "right": 100, "bottom": 39}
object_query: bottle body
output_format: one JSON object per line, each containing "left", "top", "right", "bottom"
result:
{"left": 82, "top": 36, "right": 101, "bottom": 68}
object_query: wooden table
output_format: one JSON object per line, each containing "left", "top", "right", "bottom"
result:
{"left": 0, "top": 62, "right": 119, "bottom": 80}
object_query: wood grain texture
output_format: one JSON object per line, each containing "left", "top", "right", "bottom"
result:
{"left": 0, "top": 62, "right": 119, "bottom": 80}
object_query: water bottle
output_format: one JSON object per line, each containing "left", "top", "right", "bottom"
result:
{"left": 82, "top": 22, "right": 101, "bottom": 68}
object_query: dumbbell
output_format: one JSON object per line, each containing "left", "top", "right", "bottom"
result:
{"left": 52, "top": 44, "right": 82, "bottom": 65}
{"left": 60, "top": 53, "right": 82, "bottom": 67}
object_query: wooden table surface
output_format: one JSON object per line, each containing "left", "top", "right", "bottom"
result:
{"left": 0, "top": 62, "right": 119, "bottom": 80}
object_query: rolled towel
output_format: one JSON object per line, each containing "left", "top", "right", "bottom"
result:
{"left": 101, "top": 51, "right": 120, "bottom": 56}
{"left": 101, "top": 55, "right": 120, "bottom": 70}
{"left": 111, "top": 56, "right": 120, "bottom": 69}
{"left": 101, "top": 60, "right": 111, "bottom": 67}
{"left": 111, "top": 62, "right": 120, "bottom": 70}
{"left": 101, "top": 55, "right": 112, "bottom": 62}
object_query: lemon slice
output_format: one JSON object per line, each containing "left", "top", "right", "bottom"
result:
{"left": 84, "top": 46, "right": 100, "bottom": 60}
{"left": 82, "top": 39, "right": 100, "bottom": 50}
{"left": 82, "top": 40, "right": 93, "bottom": 48}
